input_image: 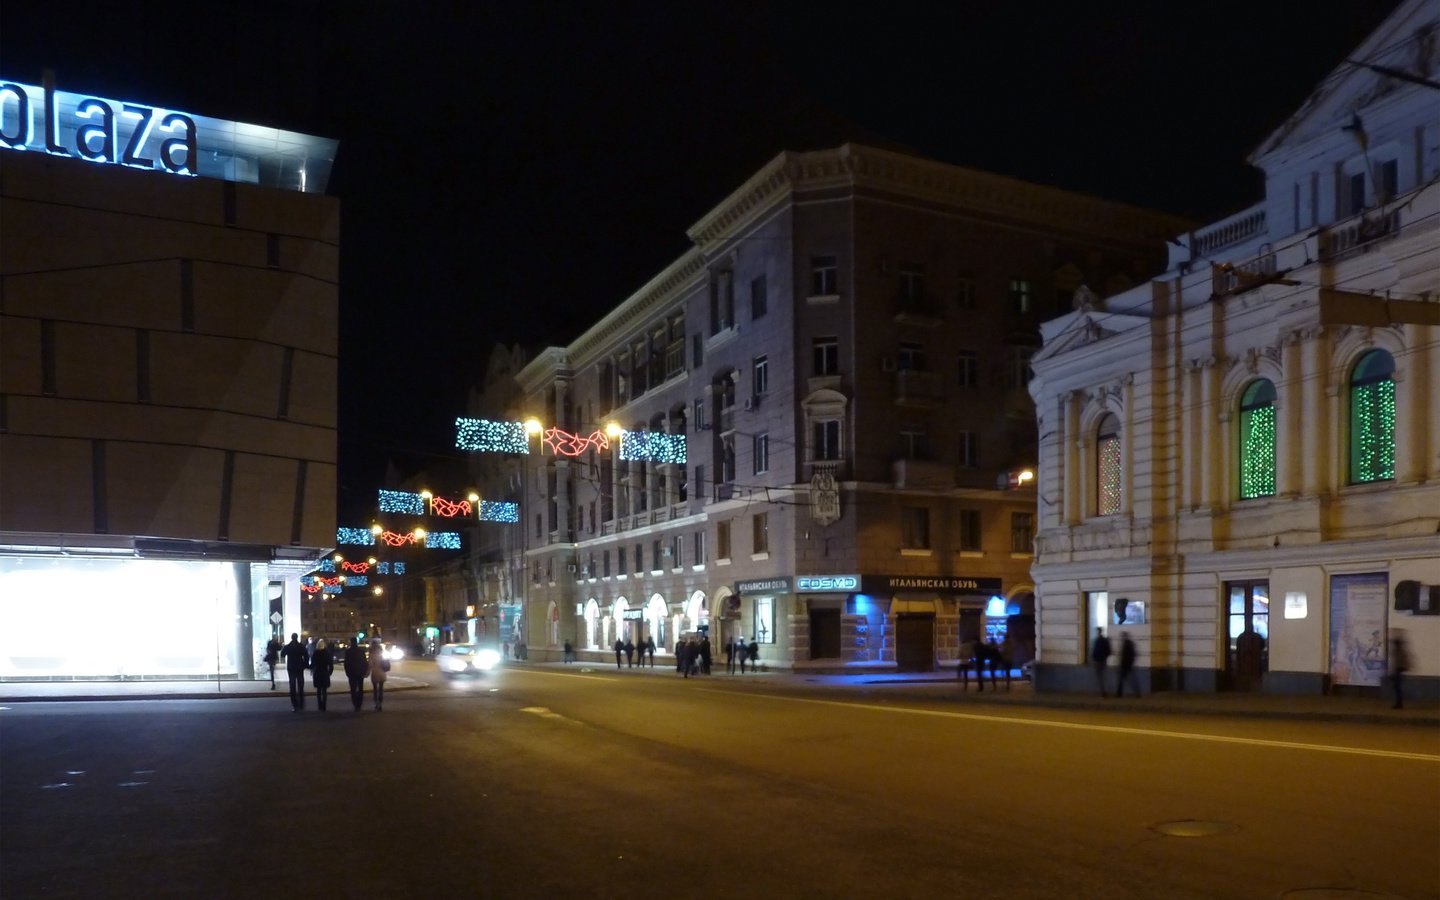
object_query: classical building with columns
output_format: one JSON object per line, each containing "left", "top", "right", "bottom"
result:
{"left": 1027, "top": 0, "right": 1440, "bottom": 696}
{"left": 492, "top": 143, "right": 1186, "bottom": 671}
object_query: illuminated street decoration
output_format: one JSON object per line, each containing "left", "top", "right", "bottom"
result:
{"left": 376, "top": 562, "right": 407, "bottom": 575}
{"left": 1239, "top": 379, "right": 1276, "bottom": 500}
{"left": 301, "top": 582, "right": 321, "bottom": 594}
{"left": 375, "top": 530, "right": 420, "bottom": 547}
{"left": 427, "top": 532, "right": 461, "bottom": 550}
{"left": 478, "top": 501, "right": 519, "bottom": 522}
{"left": 323, "top": 584, "right": 342, "bottom": 594}
{"left": 1349, "top": 351, "right": 1395, "bottom": 484}
{"left": 456, "top": 417, "right": 529, "bottom": 454}
{"left": 336, "top": 527, "right": 375, "bottom": 546}
{"left": 429, "top": 495, "right": 472, "bottom": 517}
{"left": 619, "top": 431, "right": 686, "bottom": 464}
{"left": 319, "top": 559, "right": 336, "bottom": 573}
{"left": 341, "top": 561, "right": 370, "bottom": 574}
{"left": 543, "top": 427, "right": 609, "bottom": 456}
{"left": 346, "top": 575, "right": 368, "bottom": 587}
{"left": 378, "top": 489, "right": 425, "bottom": 515}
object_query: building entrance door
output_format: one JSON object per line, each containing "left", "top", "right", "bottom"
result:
{"left": 895, "top": 614, "right": 935, "bottom": 672}
{"left": 809, "top": 608, "right": 841, "bottom": 659}
{"left": 1225, "top": 581, "right": 1269, "bottom": 691}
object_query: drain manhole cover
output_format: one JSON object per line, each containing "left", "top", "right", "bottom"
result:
{"left": 1281, "top": 891, "right": 1408, "bottom": 899}
{"left": 1151, "top": 819, "right": 1238, "bottom": 837}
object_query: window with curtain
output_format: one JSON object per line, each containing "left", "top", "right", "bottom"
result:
{"left": 1097, "top": 413, "right": 1122, "bottom": 515}
{"left": 1349, "top": 350, "right": 1395, "bottom": 484}
{"left": 1239, "top": 379, "right": 1277, "bottom": 499}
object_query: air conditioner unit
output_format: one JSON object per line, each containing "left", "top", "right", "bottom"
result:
{"left": 880, "top": 357, "right": 897, "bottom": 372}
{"left": 743, "top": 396, "right": 755, "bottom": 411}
{"left": 567, "top": 564, "right": 578, "bottom": 573}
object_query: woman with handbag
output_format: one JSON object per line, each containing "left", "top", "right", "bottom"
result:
{"left": 367, "top": 638, "right": 389, "bottom": 711}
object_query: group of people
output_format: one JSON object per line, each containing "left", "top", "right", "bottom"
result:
{"left": 1090, "top": 628, "right": 1140, "bottom": 698}
{"left": 956, "top": 636, "right": 1012, "bottom": 691}
{"left": 725, "top": 636, "right": 759, "bottom": 674}
{"left": 268, "top": 633, "right": 391, "bottom": 712}
{"left": 613, "top": 636, "right": 657, "bottom": 668}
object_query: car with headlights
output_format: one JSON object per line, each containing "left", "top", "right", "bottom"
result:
{"left": 436, "top": 643, "right": 502, "bottom": 677}
{"left": 381, "top": 643, "right": 405, "bottom": 662}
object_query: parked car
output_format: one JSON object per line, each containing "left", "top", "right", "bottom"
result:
{"left": 436, "top": 643, "right": 502, "bottom": 677}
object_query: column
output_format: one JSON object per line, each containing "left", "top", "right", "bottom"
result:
{"left": 1197, "top": 358, "right": 1217, "bottom": 509}
{"left": 1061, "top": 391, "right": 1080, "bottom": 525}
{"left": 1301, "top": 328, "right": 1330, "bottom": 494}
{"left": 1395, "top": 324, "right": 1429, "bottom": 484}
{"left": 1278, "top": 332, "right": 1303, "bottom": 496}
{"left": 1119, "top": 374, "right": 1135, "bottom": 516}
{"left": 553, "top": 381, "right": 572, "bottom": 542}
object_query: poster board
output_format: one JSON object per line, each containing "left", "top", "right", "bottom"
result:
{"left": 1329, "top": 573, "right": 1388, "bottom": 687}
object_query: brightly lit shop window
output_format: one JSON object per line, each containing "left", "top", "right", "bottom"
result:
{"left": 1348, "top": 349, "right": 1395, "bottom": 484}
{"left": 1238, "top": 379, "right": 1277, "bottom": 499}
{"left": 1096, "top": 413, "right": 1122, "bottom": 516}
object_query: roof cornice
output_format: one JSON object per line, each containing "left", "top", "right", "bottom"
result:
{"left": 564, "top": 248, "right": 708, "bottom": 373}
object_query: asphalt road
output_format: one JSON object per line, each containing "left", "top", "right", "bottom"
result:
{"left": 2, "top": 661, "right": 1437, "bottom": 900}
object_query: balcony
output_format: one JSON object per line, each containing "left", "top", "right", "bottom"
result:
{"left": 891, "top": 458, "right": 954, "bottom": 490}
{"left": 893, "top": 369, "right": 942, "bottom": 408}
{"left": 1319, "top": 208, "right": 1401, "bottom": 261}
{"left": 1192, "top": 204, "right": 1267, "bottom": 257}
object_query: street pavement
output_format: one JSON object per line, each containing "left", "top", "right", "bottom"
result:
{"left": 3, "top": 660, "right": 1434, "bottom": 727}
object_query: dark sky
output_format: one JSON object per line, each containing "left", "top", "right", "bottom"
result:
{"left": 1, "top": 1, "right": 1402, "bottom": 521}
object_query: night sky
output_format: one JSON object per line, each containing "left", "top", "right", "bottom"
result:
{"left": 1, "top": 1, "right": 1402, "bottom": 522}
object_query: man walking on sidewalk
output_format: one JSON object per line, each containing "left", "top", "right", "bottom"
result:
{"left": 1091, "top": 627, "right": 1111, "bottom": 698}
{"left": 281, "top": 632, "right": 309, "bottom": 711}
{"left": 1116, "top": 632, "right": 1139, "bottom": 698}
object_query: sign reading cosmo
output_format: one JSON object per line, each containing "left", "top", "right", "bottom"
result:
{"left": 0, "top": 80, "right": 195, "bottom": 175}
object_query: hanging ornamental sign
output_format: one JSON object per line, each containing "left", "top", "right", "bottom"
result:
{"left": 810, "top": 468, "right": 841, "bottom": 526}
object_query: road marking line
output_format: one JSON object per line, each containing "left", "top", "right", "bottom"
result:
{"left": 504, "top": 667, "right": 618, "bottom": 683}
{"left": 695, "top": 689, "right": 1440, "bottom": 762}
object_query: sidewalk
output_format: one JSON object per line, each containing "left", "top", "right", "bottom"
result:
{"left": 545, "top": 659, "right": 1440, "bottom": 727}
{"left": 2, "top": 662, "right": 1435, "bottom": 728}
{"left": 0, "top": 673, "right": 427, "bottom": 703}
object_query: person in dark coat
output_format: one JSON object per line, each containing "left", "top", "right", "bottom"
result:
{"left": 1091, "top": 627, "right": 1112, "bottom": 698}
{"left": 280, "top": 632, "right": 308, "bottom": 711}
{"left": 368, "top": 638, "right": 389, "bottom": 711}
{"left": 310, "top": 639, "right": 334, "bottom": 711}
{"left": 1390, "top": 631, "right": 1411, "bottom": 710}
{"left": 676, "top": 639, "right": 688, "bottom": 674}
{"left": 725, "top": 638, "right": 736, "bottom": 674}
{"left": 264, "top": 636, "right": 282, "bottom": 689}
{"left": 614, "top": 638, "right": 624, "bottom": 669}
{"left": 745, "top": 638, "right": 759, "bottom": 672}
{"left": 699, "top": 637, "right": 712, "bottom": 675}
{"left": 343, "top": 640, "right": 369, "bottom": 711}
{"left": 736, "top": 638, "right": 749, "bottom": 674}
{"left": 644, "top": 636, "right": 656, "bottom": 667}
{"left": 624, "top": 638, "right": 635, "bottom": 668}
{"left": 1117, "top": 632, "right": 1139, "bottom": 697}
{"left": 681, "top": 639, "right": 697, "bottom": 678}
{"left": 562, "top": 640, "right": 574, "bottom": 663}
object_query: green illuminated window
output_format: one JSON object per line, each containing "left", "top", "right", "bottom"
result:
{"left": 1349, "top": 350, "right": 1395, "bottom": 484}
{"left": 1097, "top": 413, "right": 1122, "bottom": 515}
{"left": 1239, "top": 379, "right": 1276, "bottom": 499}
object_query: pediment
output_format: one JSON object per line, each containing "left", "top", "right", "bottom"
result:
{"left": 1250, "top": 0, "right": 1439, "bottom": 165}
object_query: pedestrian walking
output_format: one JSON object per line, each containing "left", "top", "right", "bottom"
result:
{"left": 563, "top": 640, "right": 574, "bottom": 663}
{"left": 1390, "top": 630, "right": 1411, "bottom": 710}
{"left": 985, "top": 637, "right": 1006, "bottom": 690}
{"left": 699, "top": 637, "right": 712, "bottom": 675}
{"left": 1117, "top": 631, "right": 1140, "bottom": 697}
{"left": 745, "top": 638, "right": 759, "bottom": 672}
{"left": 1091, "top": 627, "right": 1112, "bottom": 698}
{"left": 644, "top": 636, "right": 655, "bottom": 667}
{"left": 343, "top": 639, "right": 369, "bottom": 711}
{"left": 264, "top": 635, "right": 282, "bottom": 689}
{"left": 725, "top": 637, "right": 736, "bottom": 674}
{"left": 624, "top": 637, "right": 635, "bottom": 668}
{"left": 736, "top": 638, "right": 748, "bottom": 673}
{"left": 368, "top": 638, "right": 389, "bottom": 711}
{"left": 956, "top": 636, "right": 974, "bottom": 690}
{"left": 311, "top": 639, "right": 334, "bottom": 711}
{"left": 281, "top": 632, "right": 309, "bottom": 711}
{"left": 614, "top": 638, "right": 625, "bottom": 669}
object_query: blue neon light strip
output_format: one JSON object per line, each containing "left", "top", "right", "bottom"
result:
{"left": 427, "top": 532, "right": 462, "bottom": 550}
{"left": 346, "top": 575, "right": 369, "bottom": 587}
{"left": 619, "top": 431, "right": 687, "bottom": 464}
{"left": 456, "top": 417, "right": 530, "bottom": 454}
{"left": 336, "top": 527, "right": 375, "bottom": 546}
{"left": 478, "top": 500, "right": 520, "bottom": 522}
{"left": 378, "top": 489, "right": 425, "bottom": 515}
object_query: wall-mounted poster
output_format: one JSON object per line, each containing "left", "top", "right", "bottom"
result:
{"left": 1330, "top": 573, "right": 1388, "bottom": 687}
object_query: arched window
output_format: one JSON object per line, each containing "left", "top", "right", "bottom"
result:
{"left": 1238, "top": 379, "right": 1277, "bottom": 499}
{"left": 1096, "top": 413, "right": 1122, "bottom": 516}
{"left": 1349, "top": 350, "right": 1395, "bottom": 484}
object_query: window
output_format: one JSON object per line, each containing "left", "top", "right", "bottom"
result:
{"left": 1347, "top": 171, "right": 1366, "bottom": 216}
{"left": 901, "top": 506, "right": 930, "bottom": 550}
{"left": 753, "top": 356, "right": 769, "bottom": 395}
{"left": 652, "top": 539, "right": 662, "bottom": 571}
{"left": 956, "top": 276, "right": 975, "bottom": 310}
{"left": 958, "top": 431, "right": 978, "bottom": 468}
{"left": 694, "top": 464, "right": 705, "bottom": 499}
{"left": 898, "top": 264, "right": 925, "bottom": 306}
{"left": 750, "top": 274, "right": 768, "bottom": 319}
{"left": 617, "top": 547, "right": 627, "bottom": 574}
{"left": 752, "top": 512, "right": 769, "bottom": 555}
{"left": 753, "top": 433, "right": 769, "bottom": 474}
{"left": 813, "top": 420, "right": 841, "bottom": 461}
{"left": 898, "top": 342, "right": 925, "bottom": 371}
{"left": 693, "top": 530, "right": 707, "bottom": 565}
{"left": 1005, "top": 346, "right": 1034, "bottom": 389}
{"left": 957, "top": 351, "right": 978, "bottom": 388}
{"left": 635, "top": 543, "right": 644, "bottom": 574}
{"left": 671, "top": 535, "right": 683, "bottom": 568}
{"left": 900, "top": 429, "right": 928, "bottom": 460}
{"left": 1378, "top": 159, "right": 1398, "bottom": 202}
{"left": 1349, "top": 350, "right": 1395, "bottom": 484}
{"left": 717, "top": 520, "right": 732, "bottom": 560}
{"left": 721, "top": 436, "right": 736, "bottom": 483}
{"left": 1097, "top": 413, "right": 1122, "bottom": 515}
{"left": 811, "top": 255, "right": 837, "bottom": 296}
{"left": 692, "top": 333, "right": 704, "bottom": 368}
{"left": 813, "top": 337, "right": 839, "bottom": 375}
{"left": 603, "top": 550, "right": 611, "bottom": 577}
{"left": 1010, "top": 278, "right": 1032, "bottom": 314}
{"left": 694, "top": 398, "right": 707, "bottom": 430}
{"left": 711, "top": 270, "right": 735, "bottom": 333}
{"left": 1010, "top": 512, "right": 1033, "bottom": 554}
{"left": 1239, "top": 379, "right": 1277, "bottom": 499}
{"left": 959, "top": 509, "right": 981, "bottom": 551}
